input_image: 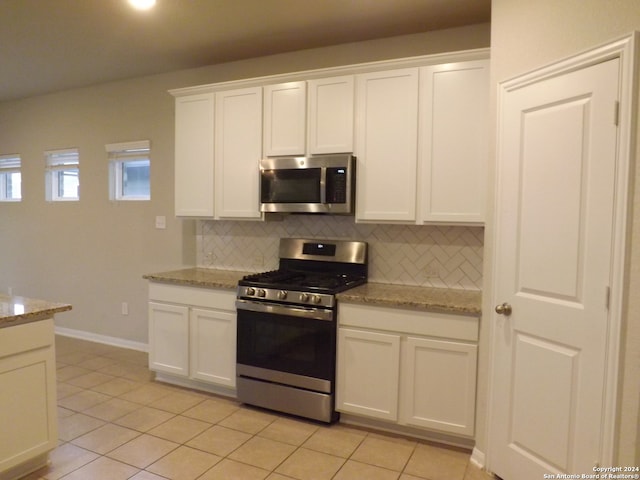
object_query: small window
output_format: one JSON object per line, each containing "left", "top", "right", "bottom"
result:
{"left": 106, "top": 140, "right": 150, "bottom": 200}
{"left": 0, "top": 154, "right": 22, "bottom": 202}
{"left": 45, "top": 148, "right": 79, "bottom": 201}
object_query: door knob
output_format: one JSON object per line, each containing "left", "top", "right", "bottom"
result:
{"left": 495, "top": 302, "right": 512, "bottom": 316}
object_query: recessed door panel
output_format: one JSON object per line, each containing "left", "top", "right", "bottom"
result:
{"left": 518, "top": 98, "right": 590, "bottom": 302}
{"left": 509, "top": 334, "right": 579, "bottom": 471}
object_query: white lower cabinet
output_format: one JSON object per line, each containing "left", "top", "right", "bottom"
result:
{"left": 148, "top": 283, "right": 236, "bottom": 390}
{"left": 336, "top": 328, "right": 400, "bottom": 421}
{"left": 148, "top": 302, "right": 189, "bottom": 376}
{"left": 189, "top": 307, "right": 236, "bottom": 387}
{"left": 336, "top": 302, "right": 478, "bottom": 437}
{"left": 0, "top": 319, "right": 58, "bottom": 478}
{"left": 399, "top": 336, "right": 477, "bottom": 436}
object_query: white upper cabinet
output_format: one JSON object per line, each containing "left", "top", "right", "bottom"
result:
{"left": 214, "top": 87, "right": 263, "bottom": 220}
{"left": 263, "top": 81, "right": 306, "bottom": 156}
{"left": 419, "top": 60, "right": 489, "bottom": 223}
{"left": 171, "top": 50, "right": 489, "bottom": 224}
{"left": 174, "top": 93, "right": 215, "bottom": 217}
{"left": 355, "top": 68, "right": 420, "bottom": 222}
{"left": 307, "top": 75, "right": 355, "bottom": 154}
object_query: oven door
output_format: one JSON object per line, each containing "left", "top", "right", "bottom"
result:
{"left": 236, "top": 299, "right": 336, "bottom": 392}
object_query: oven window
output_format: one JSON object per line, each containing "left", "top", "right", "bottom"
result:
{"left": 237, "top": 309, "right": 335, "bottom": 381}
{"left": 261, "top": 168, "right": 321, "bottom": 203}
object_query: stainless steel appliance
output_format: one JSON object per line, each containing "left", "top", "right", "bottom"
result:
{"left": 259, "top": 154, "right": 355, "bottom": 214}
{"left": 236, "top": 238, "right": 368, "bottom": 423}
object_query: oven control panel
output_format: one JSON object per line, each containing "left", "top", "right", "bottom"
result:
{"left": 238, "top": 286, "right": 335, "bottom": 308}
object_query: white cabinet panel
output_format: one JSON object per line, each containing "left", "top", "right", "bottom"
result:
{"left": 400, "top": 336, "right": 477, "bottom": 436}
{"left": 0, "top": 320, "right": 57, "bottom": 475}
{"left": 263, "top": 81, "right": 306, "bottom": 156}
{"left": 174, "top": 93, "right": 215, "bottom": 217}
{"left": 337, "top": 302, "right": 479, "bottom": 437}
{"left": 190, "top": 307, "right": 236, "bottom": 387}
{"left": 336, "top": 327, "right": 400, "bottom": 421}
{"left": 148, "top": 302, "right": 189, "bottom": 376}
{"left": 215, "top": 87, "right": 262, "bottom": 219}
{"left": 419, "top": 60, "right": 489, "bottom": 223}
{"left": 355, "top": 68, "right": 419, "bottom": 222}
{"left": 148, "top": 285, "right": 237, "bottom": 391}
{"left": 308, "top": 76, "right": 354, "bottom": 154}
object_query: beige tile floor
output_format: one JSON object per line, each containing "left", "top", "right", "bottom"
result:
{"left": 24, "top": 335, "right": 494, "bottom": 480}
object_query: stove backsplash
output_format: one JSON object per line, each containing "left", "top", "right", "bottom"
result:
{"left": 197, "top": 216, "right": 483, "bottom": 290}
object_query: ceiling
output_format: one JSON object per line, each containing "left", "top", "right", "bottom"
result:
{"left": 0, "top": 0, "right": 490, "bottom": 102}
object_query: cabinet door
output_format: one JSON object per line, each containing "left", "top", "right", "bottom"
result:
{"left": 263, "top": 81, "right": 306, "bottom": 156}
{"left": 336, "top": 328, "right": 400, "bottom": 421}
{"left": 148, "top": 302, "right": 189, "bottom": 376}
{"left": 419, "top": 60, "right": 489, "bottom": 224}
{"left": 189, "top": 307, "right": 236, "bottom": 387}
{"left": 400, "top": 336, "right": 477, "bottom": 436}
{"left": 174, "top": 93, "right": 215, "bottom": 217}
{"left": 215, "top": 87, "right": 263, "bottom": 219}
{"left": 307, "top": 76, "right": 354, "bottom": 154}
{"left": 355, "top": 68, "right": 419, "bottom": 222}
{"left": 0, "top": 321, "right": 57, "bottom": 473}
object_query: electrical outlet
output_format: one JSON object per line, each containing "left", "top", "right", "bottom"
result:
{"left": 121, "top": 302, "right": 129, "bottom": 315}
{"left": 252, "top": 254, "right": 264, "bottom": 267}
{"left": 204, "top": 252, "right": 214, "bottom": 265}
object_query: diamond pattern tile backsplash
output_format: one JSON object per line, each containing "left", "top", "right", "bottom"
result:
{"left": 197, "top": 216, "right": 483, "bottom": 290}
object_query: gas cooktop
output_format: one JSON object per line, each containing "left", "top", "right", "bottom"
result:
{"left": 240, "top": 269, "right": 365, "bottom": 293}
{"left": 236, "top": 238, "right": 368, "bottom": 308}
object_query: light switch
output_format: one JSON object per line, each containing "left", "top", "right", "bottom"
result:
{"left": 155, "top": 215, "right": 166, "bottom": 229}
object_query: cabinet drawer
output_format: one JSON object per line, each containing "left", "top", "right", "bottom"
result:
{"left": 0, "top": 319, "right": 54, "bottom": 359}
{"left": 149, "top": 283, "right": 236, "bottom": 310}
{"left": 339, "top": 302, "right": 478, "bottom": 342}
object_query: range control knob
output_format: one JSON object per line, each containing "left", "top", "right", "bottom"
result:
{"left": 277, "top": 290, "right": 288, "bottom": 300}
{"left": 246, "top": 287, "right": 256, "bottom": 296}
{"left": 300, "top": 293, "right": 310, "bottom": 302}
{"left": 312, "top": 295, "right": 322, "bottom": 304}
{"left": 257, "top": 289, "right": 266, "bottom": 298}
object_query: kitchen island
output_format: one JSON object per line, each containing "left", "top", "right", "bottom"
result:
{"left": 0, "top": 295, "right": 71, "bottom": 480}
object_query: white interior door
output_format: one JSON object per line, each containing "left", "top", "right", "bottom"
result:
{"left": 490, "top": 58, "right": 619, "bottom": 479}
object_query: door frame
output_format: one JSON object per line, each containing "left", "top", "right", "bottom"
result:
{"left": 486, "top": 32, "right": 638, "bottom": 470}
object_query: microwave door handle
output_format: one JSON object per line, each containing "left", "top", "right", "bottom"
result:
{"left": 320, "top": 167, "right": 327, "bottom": 204}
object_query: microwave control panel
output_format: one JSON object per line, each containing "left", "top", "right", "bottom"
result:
{"left": 326, "top": 168, "right": 348, "bottom": 204}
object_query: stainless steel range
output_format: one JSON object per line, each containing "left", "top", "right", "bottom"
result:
{"left": 235, "top": 238, "right": 368, "bottom": 423}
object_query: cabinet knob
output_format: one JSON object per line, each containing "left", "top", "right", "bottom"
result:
{"left": 495, "top": 302, "right": 512, "bottom": 316}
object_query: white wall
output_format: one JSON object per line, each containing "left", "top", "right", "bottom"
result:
{"left": 0, "top": 23, "right": 490, "bottom": 344}
{"left": 483, "top": 0, "right": 640, "bottom": 466}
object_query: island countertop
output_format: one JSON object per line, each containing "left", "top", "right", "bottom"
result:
{"left": 0, "top": 294, "right": 72, "bottom": 328}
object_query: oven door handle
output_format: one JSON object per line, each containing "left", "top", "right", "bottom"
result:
{"left": 235, "top": 299, "right": 334, "bottom": 321}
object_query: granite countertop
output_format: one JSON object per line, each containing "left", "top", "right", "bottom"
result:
{"left": 144, "top": 268, "right": 481, "bottom": 316}
{"left": 0, "top": 294, "right": 72, "bottom": 328}
{"left": 143, "top": 267, "right": 250, "bottom": 290}
{"left": 337, "top": 282, "right": 482, "bottom": 316}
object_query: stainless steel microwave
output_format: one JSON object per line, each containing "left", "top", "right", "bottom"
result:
{"left": 259, "top": 155, "right": 355, "bottom": 214}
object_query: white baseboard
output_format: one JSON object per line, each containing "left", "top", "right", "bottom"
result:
{"left": 54, "top": 326, "right": 148, "bottom": 352}
{"left": 470, "top": 447, "right": 485, "bottom": 468}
